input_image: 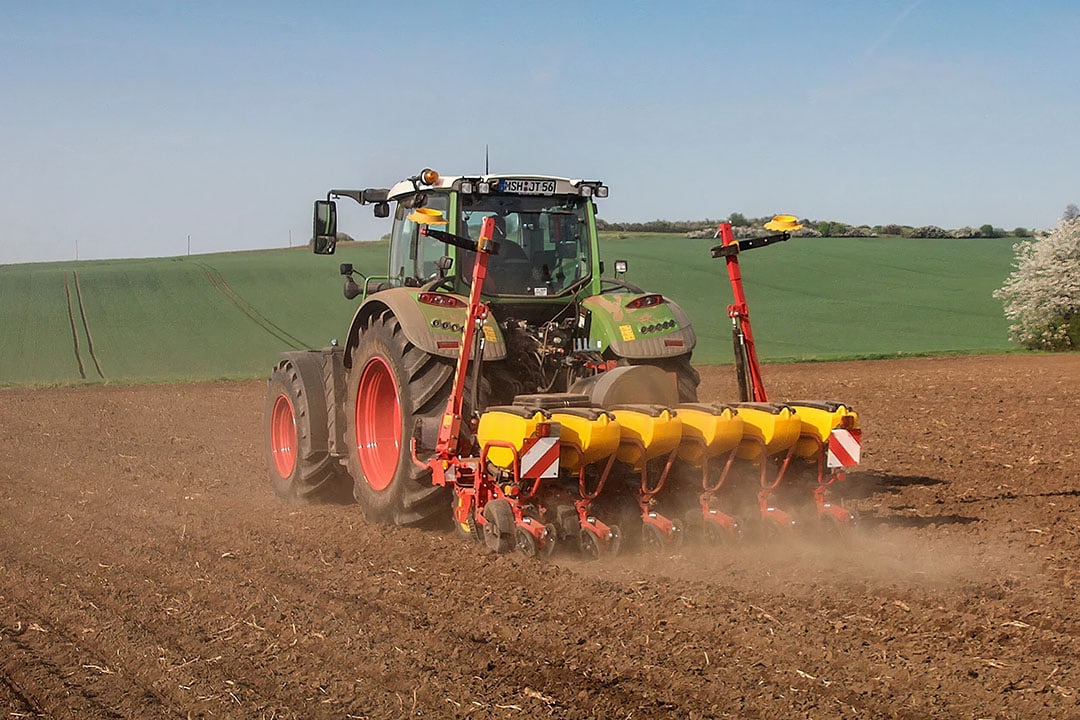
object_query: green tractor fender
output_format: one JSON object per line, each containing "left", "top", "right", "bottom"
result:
{"left": 343, "top": 287, "right": 508, "bottom": 367}
{"left": 582, "top": 293, "right": 696, "bottom": 360}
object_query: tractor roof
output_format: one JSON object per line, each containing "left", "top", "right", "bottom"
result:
{"left": 386, "top": 174, "right": 607, "bottom": 201}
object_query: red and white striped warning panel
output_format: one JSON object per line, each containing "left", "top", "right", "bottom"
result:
{"left": 520, "top": 436, "right": 560, "bottom": 478}
{"left": 827, "top": 428, "right": 862, "bottom": 468}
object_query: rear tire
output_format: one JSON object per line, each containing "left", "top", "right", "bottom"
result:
{"left": 629, "top": 354, "right": 700, "bottom": 403}
{"left": 661, "top": 354, "right": 700, "bottom": 403}
{"left": 346, "top": 310, "right": 456, "bottom": 526}
{"left": 264, "top": 361, "right": 351, "bottom": 503}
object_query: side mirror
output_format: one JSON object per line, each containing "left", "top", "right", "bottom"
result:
{"left": 374, "top": 202, "right": 390, "bottom": 218}
{"left": 313, "top": 200, "right": 338, "bottom": 255}
{"left": 614, "top": 259, "right": 628, "bottom": 277}
{"left": 436, "top": 255, "right": 453, "bottom": 278}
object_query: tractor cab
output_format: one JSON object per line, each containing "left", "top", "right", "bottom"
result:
{"left": 455, "top": 191, "right": 593, "bottom": 298}
{"left": 314, "top": 170, "right": 607, "bottom": 303}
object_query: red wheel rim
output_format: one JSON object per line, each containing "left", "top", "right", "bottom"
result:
{"left": 355, "top": 356, "right": 401, "bottom": 491}
{"left": 270, "top": 394, "right": 297, "bottom": 478}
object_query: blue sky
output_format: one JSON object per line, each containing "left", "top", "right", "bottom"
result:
{"left": 1, "top": 1, "right": 1077, "bottom": 264}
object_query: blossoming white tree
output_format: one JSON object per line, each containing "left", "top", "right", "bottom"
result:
{"left": 994, "top": 212, "right": 1080, "bottom": 350}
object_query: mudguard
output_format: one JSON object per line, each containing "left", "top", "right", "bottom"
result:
{"left": 275, "top": 347, "right": 342, "bottom": 456}
{"left": 582, "top": 294, "right": 696, "bottom": 359}
{"left": 344, "top": 287, "right": 507, "bottom": 365}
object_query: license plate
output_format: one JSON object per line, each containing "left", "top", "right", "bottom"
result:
{"left": 498, "top": 179, "right": 556, "bottom": 195}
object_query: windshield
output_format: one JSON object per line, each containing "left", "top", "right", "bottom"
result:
{"left": 458, "top": 194, "right": 592, "bottom": 297}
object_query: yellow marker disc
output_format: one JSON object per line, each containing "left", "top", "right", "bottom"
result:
{"left": 407, "top": 207, "right": 447, "bottom": 225}
{"left": 764, "top": 214, "right": 803, "bottom": 232}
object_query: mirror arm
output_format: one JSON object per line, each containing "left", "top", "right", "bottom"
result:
{"left": 328, "top": 188, "right": 390, "bottom": 206}
{"left": 329, "top": 189, "right": 363, "bottom": 205}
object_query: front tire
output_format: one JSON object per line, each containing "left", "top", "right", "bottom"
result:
{"left": 264, "top": 360, "right": 351, "bottom": 503}
{"left": 346, "top": 310, "right": 456, "bottom": 526}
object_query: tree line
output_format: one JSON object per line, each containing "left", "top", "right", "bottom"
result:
{"left": 596, "top": 213, "right": 1032, "bottom": 238}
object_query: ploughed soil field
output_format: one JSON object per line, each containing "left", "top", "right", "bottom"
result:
{"left": 2, "top": 354, "right": 1078, "bottom": 719}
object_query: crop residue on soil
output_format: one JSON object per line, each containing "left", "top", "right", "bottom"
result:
{"left": 1, "top": 354, "right": 1078, "bottom": 719}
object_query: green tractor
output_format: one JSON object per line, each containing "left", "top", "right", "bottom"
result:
{"left": 265, "top": 168, "right": 699, "bottom": 529}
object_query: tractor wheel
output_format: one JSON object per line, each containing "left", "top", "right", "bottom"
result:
{"left": 660, "top": 354, "right": 700, "bottom": 403}
{"left": 264, "top": 361, "right": 351, "bottom": 503}
{"left": 346, "top": 310, "right": 458, "bottom": 526}
{"left": 628, "top": 355, "right": 700, "bottom": 403}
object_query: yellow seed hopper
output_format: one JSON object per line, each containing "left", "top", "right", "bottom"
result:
{"left": 476, "top": 405, "right": 548, "bottom": 469}
{"left": 676, "top": 403, "right": 744, "bottom": 466}
{"left": 732, "top": 402, "right": 802, "bottom": 460}
{"left": 547, "top": 407, "right": 621, "bottom": 471}
{"left": 610, "top": 404, "right": 683, "bottom": 468}
{"left": 787, "top": 401, "right": 859, "bottom": 460}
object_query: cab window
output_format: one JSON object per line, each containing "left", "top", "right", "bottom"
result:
{"left": 458, "top": 194, "right": 591, "bottom": 297}
{"left": 388, "top": 193, "right": 451, "bottom": 285}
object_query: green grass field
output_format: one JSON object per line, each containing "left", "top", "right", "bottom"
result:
{"left": 0, "top": 235, "right": 1017, "bottom": 385}
{"left": 603, "top": 232, "right": 1016, "bottom": 362}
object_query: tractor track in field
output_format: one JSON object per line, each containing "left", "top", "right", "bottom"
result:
{"left": 61, "top": 271, "right": 105, "bottom": 381}
{"left": 61, "top": 271, "right": 86, "bottom": 380}
{"left": 197, "top": 262, "right": 311, "bottom": 350}
{"left": 72, "top": 271, "right": 105, "bottom": 380}
{"left": 1, "top": 354, "right": 1079, "bottom": 719}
